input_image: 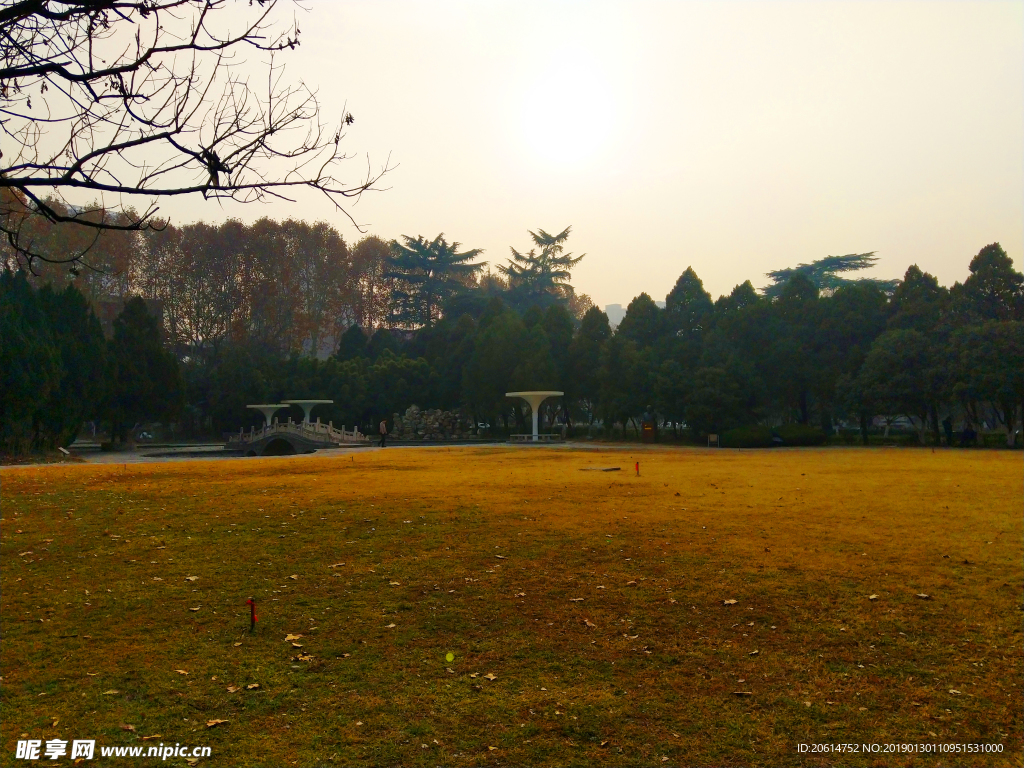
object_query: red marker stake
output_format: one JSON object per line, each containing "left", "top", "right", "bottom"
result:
{"left": 635, "top": 461, "right": 640, "bottom": 477}
{"left": 247, "top": 598, "right": 257, "bottom": 633}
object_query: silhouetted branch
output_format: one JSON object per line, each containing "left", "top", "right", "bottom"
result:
{"left": 1, "top": 0, "right": 390, "bottom": 268}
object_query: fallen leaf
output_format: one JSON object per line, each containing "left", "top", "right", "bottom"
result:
{"left": 233, "top": 643, "right": 242, "bottom": 647}
{"left": 284, "top": 634, "right": 303, "bottom": 642}
{"left": 569, "top": 598, "right": 584, "bottom": 602}
{"left": 226, "top": 686, "right": 239, "bottom": 693}
{"left": 723, "top": 599, "right": 738, "bottom": 606}
{"left": 189, "top": 607, "right": 200, "bottom": 612}
{"left": 185, "top": 576, "right": 198, "bottom": 582}
{"left": 186, "top": 759, "right": 199, "bottom": 767}
{"left": 86, "top": 672, "right": 98, "bottom": 676}
{"left": 600, "top": 740, "right": 609, "bottom": 747}
{"left": 385, "top": 623, "right": 396, "bottom": 628}
{"left": 246, "top": 683, "right": 260, "bottom": 690}
{"left": 101, "top": 690, "right": 120, "bottom": 695}
{"left": 733, "top": 691, "right": 753, "bottom": 696}
{"left": 175, "top": 669, "right": 188, "bottom": 675}
{"left": 949, "top": 689, "right": 961, "bottom": 695}
{"left": 291, "top": 642, "right": 303, "bottom": 648}
{"left": 355, "top": 721, "right": 363, "bottom": 726}
{"left": 389, "top": 581, "right": 400, "bottom": 586}
{"left": 495, "top": 555, "right": 506, "bottom": 559}
{"left": 488, "top": 746, "right": 497, "bottom": 751}
{"left": 749, "top": 650, "right": 759, "bottom": 656}
{"left": 120, "top": 724, "right": 135, "bottom": 732}
{"left": 916, "top": 593, "right": 930, "bottom": 599}
{"left": 469, "top": 673, "right": 479, "bottom": 678}
{"left": 329, "top": 563, "right": 345, "bottom": 568}
{"left": 583, "top": 619, "right": 596, "bottom": 628}
{"left": 141, "top": 735, "right": 162, "bottom": 741}
{"left": 928, "top": 731, "right": 937, "bottom": 737}
{"left": 205, "top": 719, "right": 228, "bottom": 728}
{"left": 626, "top": 580, "right": 637, "bottom": 585}
{"left": 152, "top": 577, "right": 163, "bottom": 581}
{"left": 51, "top": 719, "right": 59, "bottom": 728}
{"left": 803, "top": 701, "right": 811, "bottom": 707}
{"left": 484, "top": 672, "right": 497, "bottom": 681}
{"left": 868, "top": 594, "right": 879, "bottom": 600}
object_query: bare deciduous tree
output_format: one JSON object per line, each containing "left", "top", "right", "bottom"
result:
{"left": 0, "top": 0, "right": 388, "bottom": 270}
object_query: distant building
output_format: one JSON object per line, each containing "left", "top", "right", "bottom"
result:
{"left": 605, "top": 304, "right": 625, "bottom": 329}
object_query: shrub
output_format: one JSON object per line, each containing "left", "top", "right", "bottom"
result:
{"left": 720, "top": 425, "right": 774, "bottom": 448}
{"left": 720, "top": 423, "right": 828, "bottom": 448}
{"left": 774, "top": 423, "right": 828, "bottom": 446}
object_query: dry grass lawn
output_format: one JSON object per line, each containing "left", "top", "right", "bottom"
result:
{"left": 1, "top": 445, "right": 1021, "bottom": 766}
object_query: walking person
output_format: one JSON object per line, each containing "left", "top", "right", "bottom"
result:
{"left": 379, "top": 417, "right": 388, "bottom": 448}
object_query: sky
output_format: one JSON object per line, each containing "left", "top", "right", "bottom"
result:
{"left": 163, "top": 0, "right": 1024, "bottom": 310}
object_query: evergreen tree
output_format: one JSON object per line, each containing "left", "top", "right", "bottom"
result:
{"left": 764, "top": 252, "right": 897, "bottom": 299}
{"left": 463, "top": 309, "right": 527, "bottom": 430}
{"left": 951, "top": 322, "right": 1024, "bottom": 446}
{"left": 499, "top": 227, "right": 583, "bottom": 310}
{"left": 568, "top": 307, "right": 611, "bottom": 425}
{"left": 616, "top": 293, "right": 663, "bottom": 348}
{"left": 335, "top": 324, "right": 368, "bottom": 361}
{"left": 0, "top": 271, "right": 62, "bottom": 453}
{"left": 855, "top": 329, "right": 945, "bottom": 444}
{"left": 35, "top": 282, "right": 107, "bottom": 447}
{"left": 388, "top": 234, "right": 485, "bottom": 327}
{"left": 106, "top": 298, "right": 183, "bottom": 443}
{"left": 665, "top": 267, "right": 713, "bottom": 337}
{"left": 888, "top": 265, "right": 949, "bottom": 332}
{"left": 366, "top": 329, "right": 400, "bottom": 360}
{"left": 950, "top": 243, "right": 1023, "bottom": 322}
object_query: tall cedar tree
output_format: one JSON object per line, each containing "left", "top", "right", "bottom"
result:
{"left": 388, "top": 234, "right": 485, "bottom": 328}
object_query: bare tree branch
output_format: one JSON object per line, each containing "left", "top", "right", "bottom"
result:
{"left": 0, "top": 0, "right": 390, "bottom": 268}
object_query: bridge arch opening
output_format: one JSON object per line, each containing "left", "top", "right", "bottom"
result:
{"left": 262, "top": 437, "right": 298, "bottom": 456}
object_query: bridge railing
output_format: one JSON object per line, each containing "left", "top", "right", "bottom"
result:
{"left": 226, "top": 419, "right": 367, "bottom": 446}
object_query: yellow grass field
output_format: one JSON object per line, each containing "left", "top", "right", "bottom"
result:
{"left": 1, "top": 446, "right": 1021, "bottom": 766}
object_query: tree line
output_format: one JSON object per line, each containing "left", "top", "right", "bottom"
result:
{"left": 2, "top": 211, "right": 1022, "bottom": 451}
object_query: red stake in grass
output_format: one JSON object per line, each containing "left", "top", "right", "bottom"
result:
{"left": 635, "top": 461, "right": 640, "bottom": 477}
{"left": 247, "top": 598, "right": 257, "bottom": 633}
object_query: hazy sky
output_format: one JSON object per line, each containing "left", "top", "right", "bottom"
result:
{"left": 165, "top": 0, "right": 1024, "bottom": 309}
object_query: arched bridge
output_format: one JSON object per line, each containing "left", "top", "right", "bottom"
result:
{"left": 225, "top": 420, "right": 368, "bottom": 457}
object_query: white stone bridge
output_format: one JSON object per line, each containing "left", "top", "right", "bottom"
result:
{"left": 226, "top": 401, "right": 368, "bottom": 456}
